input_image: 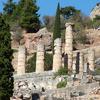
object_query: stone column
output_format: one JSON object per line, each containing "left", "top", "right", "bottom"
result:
{"left": 17, "top": 45, "right": 26, "bottom": 75}
{"left": 88, "top": 49, "right": 95, "bottom": 71}
{"left": 65, "top": 23, "right": 74, "bottom": 72}
{"left": 79, "top": 52, "right": 84, "bottom": 77}
{"left": 53, "top": 38, "right": 62, "bottom": 72}
{"left": 36, "top": 43, "right": 44, "bottom": 73}
{"left": 72, "top": 59, "right": 76, "bottom": 74}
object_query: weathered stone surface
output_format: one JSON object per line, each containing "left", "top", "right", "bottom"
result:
{"left": 88, "top": 49, "right": 95, "bottom": 71}
{"left": 13, "top": 72, "right": 68, "bottom": 98}
{"left": 36, "top": 43, "right": 45, "bottom": 73}
{"left": 23, "top": 28, "right": 52, "bottom": 54}
{"left": 65, "top": 23, "right": 74, "bottom": 72}
{"left": 72, "top": 60, "right": 76, "bottom": 74}
{"left": 79, "top": 52, "right": 84, "bottom": 78}
{"left": 12, "top": 51, "right": 18, "bottom": 72}
{"left": 17, "top": 45, "right": 26, "bottom": 75}
{"left": 53, "top": 38, "right": 62, "bottom": 72}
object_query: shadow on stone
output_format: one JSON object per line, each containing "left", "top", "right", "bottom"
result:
{"left": 32, "top": 93, "right": 40, "bottom": 100}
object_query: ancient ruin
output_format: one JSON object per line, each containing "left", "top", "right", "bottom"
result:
{"left": 17, "top": 45, "right": 26, "bottom": 75}
{"left": 11, "top": 22, "right": 100, "bottom": 100}
{"left": 53, "top": 38, "right": 62, "bottom": 72}
{"left": 88, "top": 49, "right": 95, "bottom": 72}
{"left": 36, "top": 43, "right": 45, "bottom": 73}
{"left": 65, "top": 23, "right": 73, "bottom": 72}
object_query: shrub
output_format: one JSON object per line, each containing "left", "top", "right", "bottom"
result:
{"left": 95, "top": 67, "right": 100, "bottom": 75}
{"left": 57, "top": 80, "right": 67, "bottom": 88}
{"left": 26, "top": 53, "right": 36, "bottom": 73}
{"left": 44, "top": 53, "right": 53, "bottom": 71}
{"left": 54, "top": 67, "right": 68, "bottom": 78}
{"left": 74, "top": 30, "right": 88, "bottom": 44}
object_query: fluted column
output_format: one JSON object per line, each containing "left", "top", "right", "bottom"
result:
{"left": 53, "top": 38, "right": 62, "bottom": 72}
{"left": 36, "top": 43, "right": 44, "bottom": 73}
{"left": 17, "top": 45, "right": 26, "bottom": 75}
{"left": 88, "top": 49, "right": 95, "bottom": 72}
{"left": 65, "top": 23, "right": 74, "bottom": 72}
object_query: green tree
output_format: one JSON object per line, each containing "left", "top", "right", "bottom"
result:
{"left": 3, "top": 0, "right": 15, "bottom": 15}
{"left": 0, "top": 16, "right": 14, "bottom": 100}
{"left": 17, "top": 0, "right": 40, "bottom": 32}
{"left": 60, "top": 6, "right": 80, "bottom": 19}
{"left": 3, "top": 0, "right": 16, "bottom": 25}
{"left": 53, "top": 3, "right": 61, "bottom": 40}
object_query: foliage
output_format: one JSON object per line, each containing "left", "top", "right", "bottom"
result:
{"left": 3, "top": 0, "right": 16, "bottom": 15}
{"left": 17, "top": 0, "right": 40, "bottom": 32}
{"left": 74, "top": 30, "right": 88, "bottom": 44}
{"left": 53, "top": 3, "right": 61, "bottom": 40}
{"left": 0, "top": 16, "right": 14, "bottom": 100}
{"left": 3, "top": 0, "right": 16, "bottom": 27}
{"left": 60, "top": 6, "right": 80, "bottom": 19}
{"left": 92, "top": 15, "right": 100, "bottom": 29}
{"left": 44, "top": 53, "right": 53, "bottom": 71}
{"left": 3, "top": 0, "right": 40, "bottom": 33}
{"left": 26, "top": 53, "right": 36, "bottom": 73}
{"left": 57, "top": 80, "right": 67, "bottom": 88}
{"left": 95, "top": 67, "right": 100, "bottom": 75}
{"left": 54, "top": 67, "right": 68, "bottom": 77}
{"left": 26, "top": 53, "right": 53, "bottom": 73}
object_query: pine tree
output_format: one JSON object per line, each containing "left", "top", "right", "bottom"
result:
{"left": 3, "top": 0, "right": 16, "bottom": 15}
{"left": 3, "top": 0, "right": 16, "bottom": 24}
{"left": 53, "top": 3, "right": 61, "bottom": 40}
{"left": 0, "top": 15, "right": 14, "bottom": 100}
{"left": 18, "top": 0, "right": 40, "bottom": 32}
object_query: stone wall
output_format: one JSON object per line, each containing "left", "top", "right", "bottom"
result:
{"left": 44, "top": 82, "right": 100, "bottom": 100}
{"left": 13, "top": 70, "right": 100, "bottom": 99}
{"left": 13, "top": 71, "right": 68, "bottom": 99}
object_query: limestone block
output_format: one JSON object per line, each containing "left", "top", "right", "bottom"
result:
{"left": 17, "top": 45, "right": 26, "bottom": 75}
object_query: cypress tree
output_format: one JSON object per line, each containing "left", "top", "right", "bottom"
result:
{"left": 0, "top": 15, "right": 14, "bottom": 100}
{"left": 53, "top": 3, "right": 61, "bottom": 40}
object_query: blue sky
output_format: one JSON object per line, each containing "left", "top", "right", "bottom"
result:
{"left": 0, "top": 0, "right": 99, "bottom": 19}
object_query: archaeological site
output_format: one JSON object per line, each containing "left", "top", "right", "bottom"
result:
{"left": 0, "top": 0, "right": 100, "bottom": 100}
